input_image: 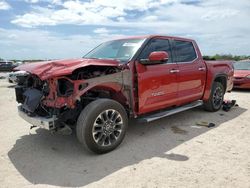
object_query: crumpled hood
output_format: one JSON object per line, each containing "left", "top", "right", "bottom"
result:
{"left": 234, "top": 70, "right": 250, "bottom": 78}
{"left": 15, "top": 58, "right": 120, "bottom": 80}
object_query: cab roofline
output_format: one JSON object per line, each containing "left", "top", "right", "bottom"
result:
{"left": 111, "top": 35, "right": 195, "bottom": 42}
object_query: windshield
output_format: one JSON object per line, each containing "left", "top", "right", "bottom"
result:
{"left": 234, "top": 61, "right": 250, "bottom": 70}
{"left": 84, "top": 38, "right": 146, "bottom": 62}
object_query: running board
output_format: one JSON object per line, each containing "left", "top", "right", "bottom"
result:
{"left": 138, "top": 100, "right": 203, "bottom": 123}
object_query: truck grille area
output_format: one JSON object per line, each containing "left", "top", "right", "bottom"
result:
{"left": 15, "top": 74, "right": 81, "bottom": 126}
{"left": 22, "top": 88, "right": 43, "bottom": 113}
{"left": 15, "top": 74, "right": 52, "bottom": 117}
{"left": 15, "top": 86, "right": 25, "bottom": 103}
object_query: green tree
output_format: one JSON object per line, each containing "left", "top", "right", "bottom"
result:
{"left": 203, "top": 54, "right": 250, "bottom": 61}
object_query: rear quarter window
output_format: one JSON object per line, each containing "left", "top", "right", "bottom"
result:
{"left": 174, "top": 40, "right": 197, "bottom": 62}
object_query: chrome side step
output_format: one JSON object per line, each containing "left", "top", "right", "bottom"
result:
{"left": 138, "top": 100, "right": 203, "bottom": 123}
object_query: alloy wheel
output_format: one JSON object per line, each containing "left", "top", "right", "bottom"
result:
{"left": 92, "top": 109, "right": 123, "bottom": 147}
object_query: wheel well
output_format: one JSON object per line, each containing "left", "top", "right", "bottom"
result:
{"left": 214, "top": 76, "right": 227, "bottom": 92}
{"left": 80, "top": 89, "right": 129, "bottom": 113}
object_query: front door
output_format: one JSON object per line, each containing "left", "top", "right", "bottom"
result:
{"left": 135, "top": 37, "right": 179, "bottom": 115}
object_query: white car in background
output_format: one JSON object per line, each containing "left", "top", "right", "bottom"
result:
{"left": 8, "top": 71, "right": 28, "bottom": 84}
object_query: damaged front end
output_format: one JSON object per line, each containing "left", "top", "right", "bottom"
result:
{"left": 16, "top": 74, "right": 59, "bottom": 130}
{"left": 15, "top": 64, "right": 131, "bottom": 132}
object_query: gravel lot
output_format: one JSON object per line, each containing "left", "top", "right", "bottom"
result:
{"left": 0, "top": 77, "right": 249, "bottom": 188}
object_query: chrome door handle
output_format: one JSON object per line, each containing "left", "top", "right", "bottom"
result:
{"left": 170, "top": 69, "right": 180, "bottom": 73}
{"left": 198, "top": 67, "right": 206, "bottom": 71}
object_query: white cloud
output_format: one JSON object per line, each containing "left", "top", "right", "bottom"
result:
{"left": 91, "top": 0, "right": 177, "bottom": 11}
{"left": 146, "top": 0, "right": 250, "bottom": 55}
{"left": 11, "top": 0, "right": 176, "bottom": 27}
{"left": 201, "top": 9, "right": 239, "bottom": 21}
{"left": 24, "top": 0, "right": 62, "bottom": 4}
{"left": 0, "top": 28, "right": 127, "bottom": 59}
{"left": 51, "top": 0, "right": 62, "bottom": 5}
{"left": 93, "top": 28, "right": 110, "bottom": 34}
{"left": 25, "top": 0, "right": 40, "bottom": 3}
{"left": 143, "top": 16, "right": 158, "bottom": 22}
{"left": 7, "top": 34, "right": 18, "bottom": 39}
{"left": 2, "top": 0, "right": 250, "bottom": 58}
{"left": 0, "top": 1, "right": 11, "bottom": 10}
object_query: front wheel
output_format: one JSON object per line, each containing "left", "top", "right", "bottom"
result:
{"left": 76, "top": 99, "right": 128, "bottom": 154}
{"left": 204, "top": 82, "right": 225, "bottom": 112}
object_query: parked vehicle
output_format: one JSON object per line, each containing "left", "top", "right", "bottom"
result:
{"left": 15, "top": 61, "right": 25, "bottom": 66}
{"left": 0, "top": 61, "right": 17, "bottom": 71}
{"left": 8, "top": 70, "right": 29, "bottom": 84}
{"left": 14, "top": 35, "right": 234, "bottom": 154}
{"left": 233, "top": 60, "right": 250, "bottom": 89}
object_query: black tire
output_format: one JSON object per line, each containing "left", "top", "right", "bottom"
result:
{"left": 76, "top": 99, "right": 128, "bottom": 154}
{"left": 203, "top": 82, "right": 225, "bottom": 112}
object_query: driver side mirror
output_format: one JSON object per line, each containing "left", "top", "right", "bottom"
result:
{"left": 140, "top": 51, "right": 169, "bottom": 65}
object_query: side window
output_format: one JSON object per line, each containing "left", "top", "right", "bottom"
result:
{"left": 174, "top": 40, "right": 197, "bottom": 62}
{"left": 139, "top": 38, "right": 172, "bottom": 62}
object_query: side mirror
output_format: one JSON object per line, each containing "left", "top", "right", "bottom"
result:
{"left": 140, "top": 51, "right": 169, "bottom": 65}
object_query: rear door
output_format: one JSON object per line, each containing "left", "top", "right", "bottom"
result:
{"left": 173, "top": 40, "right": 206, "bottom": 105}
{"left": 135, "top": 37, "right": 179, "bottom": 114}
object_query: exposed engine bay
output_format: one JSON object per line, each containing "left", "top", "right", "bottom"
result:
{"left": 68, "top": 66, "right": 119, "bottom": 80}
{"left": 15, "top": 65, "right": 123, "bottom": 131}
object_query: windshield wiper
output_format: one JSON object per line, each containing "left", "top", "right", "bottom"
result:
{"left": 84, "top": 57, "right": 123, "bottom": 62}
{"left": 82, "top": 57, "right": 103, "bottom": 60}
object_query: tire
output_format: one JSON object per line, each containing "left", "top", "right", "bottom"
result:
{"left": 203, "top": 82, "right": 225, "bottom": 112}
{"left": 76, "top": 99, "right": 128, "bottom": 154}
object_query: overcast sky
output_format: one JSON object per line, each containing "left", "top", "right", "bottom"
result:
{"left": 0, "top": 0, "right": 250, "bottom": 60}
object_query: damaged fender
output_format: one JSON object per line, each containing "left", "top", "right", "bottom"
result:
{"left": 41, "top": 69, "right": 135, "bottom": 115}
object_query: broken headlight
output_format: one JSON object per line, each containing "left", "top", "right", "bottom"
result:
{"left": 42, "top": 81, "right": 50, "bottom": 96}
{"left": 57, "top": 78, "right": 74, "bottom": 96}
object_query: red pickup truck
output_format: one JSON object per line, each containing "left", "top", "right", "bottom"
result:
{"left": 15, "top": 35, "right": 234, "bottom": 154}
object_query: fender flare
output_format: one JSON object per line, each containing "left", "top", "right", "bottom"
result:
{"left": 203, "top": 73, "right": 228, "bottom": 101}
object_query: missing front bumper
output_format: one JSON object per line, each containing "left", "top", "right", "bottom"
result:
{"left": 18, "top": 106, "right": 56, "bottom": 130}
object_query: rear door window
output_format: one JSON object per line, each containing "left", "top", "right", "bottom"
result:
{"left": 174, "top": 40, "right": 197, "bottom": 62}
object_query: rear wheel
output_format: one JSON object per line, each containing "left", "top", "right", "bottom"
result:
{"left": 204, "top": 82, "right": 225, "bottom": 112}
{"left": 76, "top": 99, "right": 128, "bottom": 154}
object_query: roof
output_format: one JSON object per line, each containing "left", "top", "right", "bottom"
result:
{"left": 113, "top": 35, "right": 194, "bottom": 42}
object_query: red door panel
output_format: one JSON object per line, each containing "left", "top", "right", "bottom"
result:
{"left": 136, "top": 62, "right": 178, "bottom": 114}
{"left": 177, "top": 60, "right": 206, "bottom": 105}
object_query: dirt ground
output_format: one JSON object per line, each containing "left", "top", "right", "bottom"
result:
{"left": 0, "top": 76, "right": 249, "bottom": 188}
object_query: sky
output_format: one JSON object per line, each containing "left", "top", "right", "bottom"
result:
{"left": 0, "top": 0, "right": 250, "bottom": 60}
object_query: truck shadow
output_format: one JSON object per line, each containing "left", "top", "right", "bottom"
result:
{"left": 232, "top": 88, "right": 250, "bottom": 93}
{"left": 8, "top": 106, "right": 246, "bottom": 187}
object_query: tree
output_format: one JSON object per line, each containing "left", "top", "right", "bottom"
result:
{"left": 203, "top": 54, "right": 250, "bottom": 61}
